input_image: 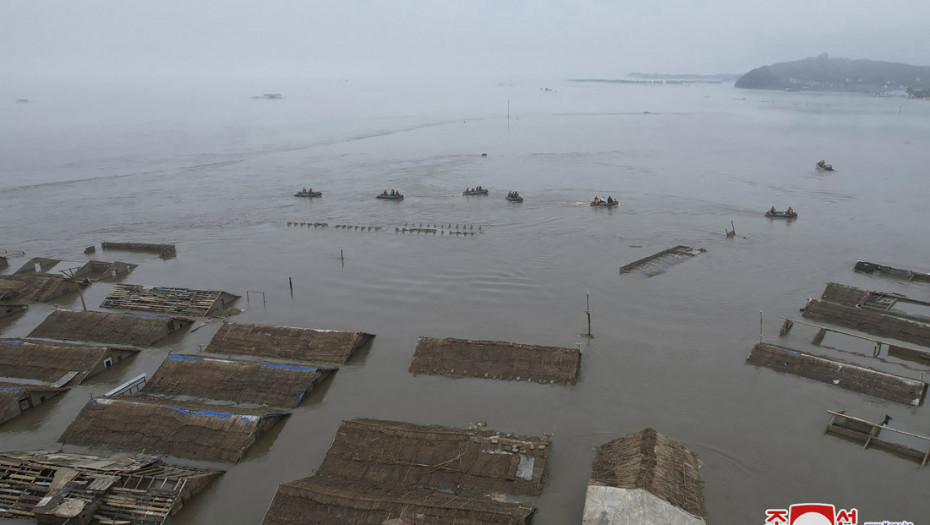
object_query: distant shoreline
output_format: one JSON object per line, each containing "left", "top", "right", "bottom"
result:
{"left": 569, "top": 78, "right": 728, "bottom": 85}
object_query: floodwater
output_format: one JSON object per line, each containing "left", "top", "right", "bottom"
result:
{"left": 1, "top": 77, "right": 929, "bottom": 524}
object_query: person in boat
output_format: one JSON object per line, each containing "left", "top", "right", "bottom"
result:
{"left": 607, "top": 196, "right": 613, "bottom": 204}
{"left": 383, "top": 190, "right": 388, "bottom": 195}
{"left": 308, "top": 187, "right": 312, "bottom": 194}
{"left": 770, "top": 206, "right": 776, "bottom": 214}
{"left": 302, "top": 187, "right": 307, "bottom": 193}
{"left": 787, "top": 206, "right": 794, "bottom": 214}
{"left": 818, "top": 160, "right": 825, "bottom": 167}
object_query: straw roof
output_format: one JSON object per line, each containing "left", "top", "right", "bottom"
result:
{"left": 102, "top": 241, "right": 176, "bottom": 258}
{"left": 318, "top": 418, "right": 550, "bottom": 497}
{"left": 410, "top": 337, "right": 580, "bottom": 385}
{"left": 29, "top": 309, "right": 192, "bottom": 346}
{"left": 101, "top": 283, "right": 239, "bottom": 317}
{"left": 748, "top": 342, "right": 927, "bottom": 406}
{"left": 72, "top": 259, "right": 137, "bottom": 281}
{"left": 589, "top": 428, "right": 707, "bottom": 519}
{"left": 144, "top": 354, "right": 333, "bottom": 408}
{"left": 206, "top": 322, "right": 374, "bottom": 365}
{"left": 60, "top": 395, "right": 290, "bottom": 463}
{"left": 0, "top": 382, "right": 69, "bottom": 424}
{"left": 0, "top": 450, "right": 221, "bottom": 524}
{"left": 13, "top": 257, "right": 60, "bottom": 274}
{"left": 803, "top": 299, "right": 930, "bottom": 348}
{"left": 263, "top": 475, "right": 533, "bottom": 525}
{"left": 820, "top": 282, "right": 876, "bottom": 305}
{"left": 0, "top": 338, "right": 138, "bottom": 385}
{"left": 0, "top": 273, "right": 81, "bottom": 302}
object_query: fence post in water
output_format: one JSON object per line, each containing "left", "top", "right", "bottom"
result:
{"left": 584, "top": 291, "right": 593, "bottom": 338}
{"left": 759, "top": 310, "right": 762, "bottom": 343}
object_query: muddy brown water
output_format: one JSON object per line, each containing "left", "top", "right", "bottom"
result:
{"left": 2, "top": 78, "right": 929, "bottom": 523}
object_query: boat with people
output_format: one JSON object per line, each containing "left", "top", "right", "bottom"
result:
{"left": 377, "top": 189, "right": 404, "bottom": 200}
{"left": 294, "top": 187, "right": 322, "bottom": 198}
{"left": 815, "top": 160, "right": 835, "bottom": 171}
{"left": 506, "top": 191, "right": 523, "bottom": 202}
{"left": 463, "top": 186, "right": 489, "bottom": 196}
{"left": 590, "top": 196, "right": 618, "bottom": 207}
{"left": 765, "top": 206, "right": 797, "bottom": 219}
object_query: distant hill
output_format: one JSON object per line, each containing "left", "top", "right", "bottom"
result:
{"left": 735, "top": 54, "right": 930, "bottom": 94}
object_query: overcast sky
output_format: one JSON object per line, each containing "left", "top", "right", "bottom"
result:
{"left": 2, "top": 0, "right": 929, "bottom": 82}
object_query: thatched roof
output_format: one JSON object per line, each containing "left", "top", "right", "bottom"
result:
{"left": 589, "top": 428, "right": 707, "bottom": 519}
{"left": 0, "top": 338, "right": 139, "bottom": 385}
{"left": 29, "top": 309, "right": 193, "bottom": 346}
{"left": 0, "top": 382, "right": 69, "bottom": 424}
{"left": 13, "top": 257, "right": 60, "bottom": 274}
{"left": 72, "top": 259, "right": 137, "bottom": 281}
{"left": 206, "top": 322, "right": 374, "bottom": 365}
{"left": 0, "top": 273, "right": 81, "bottom": 302}
{"left": 101, "top": 283, "right": 239, "bottom": 317}
{"left": 410, "top": 337, "right": 580, "bottom": 385}
{"left": 747, "top": 342, "right": 927, "bottom": 406}
{"left": 0, "top": 450, "right": 221, "bottom": 524}
{"left": 60, "top": 395, "right": 290, "bottom": 463}
{"left": 318, "top": 419, "right": 550, "bottom": 497}
{"left": 262, "top": 475, "right": 533, "bottom": 525}
{"left": 144, "top": 354, "right": 334, "bottom": 408}
{"left": 102, "top": 241, "right": 176, "bottom": 258}
{"left": 803, "top": 299, "right": 930, "bottom": 348}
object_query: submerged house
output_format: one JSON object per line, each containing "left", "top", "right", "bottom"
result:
{"left": 0, "top": 273, "right": 82, "bottom": 302}
{"left": 14, "top": 257, "right": 61, "bottom": 275}
{"left": 101, "top": 241, "right": 176, "bottom": 258}
{"left": 263, "top": 477, "right": 535, "bottom": 525}
{"left": 263, "top": 418, "right": 548, "bottom": 525}
{"left": 60, "top": 395, "right": 289, "bottom": 463}
{"left": 410, "top": 336, "right": 581, "bottom": 385}
{"left": 205, "top": 322, "right": 374, "bottom": 365}
{"left": 72, "top": 260, "right": 137, "bottom": 281}
{"left": 0, "top": 339, "right": 138, "bottom": 386}
{"left": 583, "top": 428, "right": 707, "bottom": 525}
{"left": 143, "top": 354, "right": 334, "bottom": 408}
{"left": 0, "top": 382, "right": 68, "bottom": 425}
{"left": 803, "top": 298, "right": 930, "bottom": 348}
{"left": 747, "top": 342, "right": 927, "bottom": 406}
{"left": 101, "top": 283, "right": 239, "bottom": 317}
{"left": 0, "top": 450, "right": 221, "bottom": 524}
{"left": 29, "top": 309, "right": 192, "bottom": 346}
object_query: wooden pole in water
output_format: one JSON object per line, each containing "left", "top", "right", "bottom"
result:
{"left": 585, "top": 291, "right": 593, "bottom": 337}
{"left": 759, "top": 310, "right": 762, "bottom": 343}
{"left": 61, "top": 267, "right": 87, "bottom": 311}
{"left": 289, "top": 277, "right": 293, "bottom": 297}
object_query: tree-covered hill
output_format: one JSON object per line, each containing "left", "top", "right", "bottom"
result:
{"left": 735, "top": 54, "right": 930, "bottom": 94}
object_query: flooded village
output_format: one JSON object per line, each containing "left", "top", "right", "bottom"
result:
{"left": 3, "top": 72, "right": 930, "bottom": 524}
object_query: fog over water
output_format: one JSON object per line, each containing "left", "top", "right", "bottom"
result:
{"left": 2, "top": 77, "right": 929, "bottom": 524}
